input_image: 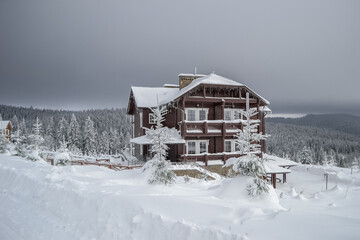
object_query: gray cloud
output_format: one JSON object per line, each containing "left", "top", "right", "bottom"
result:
{"left": 0, "top": 0, "right": 359, "bottom": 113}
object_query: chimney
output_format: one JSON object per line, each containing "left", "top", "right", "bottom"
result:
{"left": 178, "top": 74, "right": 205, "bottom": 89}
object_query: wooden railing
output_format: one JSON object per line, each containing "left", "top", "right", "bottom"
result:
{"left": 184, "top": 121, "right": 242, "bottom": 137}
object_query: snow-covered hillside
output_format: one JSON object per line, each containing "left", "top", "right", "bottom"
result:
{"left": 0, "top": 154, "right": 359, "bottom": 240}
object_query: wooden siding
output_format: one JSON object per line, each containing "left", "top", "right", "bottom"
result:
{"left": 129, "top": 83, "right": 267, "bottom": 163}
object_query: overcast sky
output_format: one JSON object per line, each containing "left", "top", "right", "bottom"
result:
{"left": 0, "top": 0, "right": 359, "bottom": 114}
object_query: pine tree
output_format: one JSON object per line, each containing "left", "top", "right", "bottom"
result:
{"left": 298, "top": 146, "right": 313, "bottom": 164}
{"left": 14, "top": 135, "right": 27, "bottom": 157}
{"left": 224, "top": 92, "right": 269, "bottom": 196}
{"left": 143, "top": 104, "right": 175, "bottom": 185}
{"left": 27, "top": 117, "right": 44, "bottom": 161}
{"left": 11, "top": 115, "right": 19, "bottom": 139}
{"left": 0, "top": 133, "right": 9, "bottom": 154}
{"left": 98, "top": 130, "right": 110, "bottom": 155}
{"left": 68, "top": 114, "right": 80, "bottom": 152}
{"left": 82, "top": 116, "right": 96, "bottom": 156}
{"left": 19, "top": 118, "right": 27, "bottom": 137}
{"left": 45, "top": 117, "right": 57, "bottom": 151}
{"left": 328, "top": 149, "right": 336, "bottom": 167}
{"left": 58, "top": 117, "right": 68, "bottom": 145}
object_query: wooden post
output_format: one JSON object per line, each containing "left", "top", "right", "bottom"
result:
{"left": 204, "top": 154, "right": 208, "bottom": 167}
{"left": 204, "top": 121, "right": 208, "bottom": 134}
{"left": 283, "top": 173, "right": 286, "bottom": 183}
{"left": 272, "top": 173, "right": 276, "bottom": 189}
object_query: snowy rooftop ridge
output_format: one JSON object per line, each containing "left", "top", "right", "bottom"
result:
{"left": 0, "top": 121, "right": 11, "bottom": 130}
{"left": 131, "top": 73, "right": 270, "bottom": 108}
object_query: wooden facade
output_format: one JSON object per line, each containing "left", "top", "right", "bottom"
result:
{"left": 0, "top": 121, "right": 12, "bottom": 141}
{"left": 127, "top": 74, "right": 270, "bottom": 165}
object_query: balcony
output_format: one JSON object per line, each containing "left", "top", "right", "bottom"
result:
{"left": 183, "top": 120, "right": 242, "bottom": 137}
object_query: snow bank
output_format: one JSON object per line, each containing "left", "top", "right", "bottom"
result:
{"left": 1, "top": 154, "right": 359, "bottom": 240}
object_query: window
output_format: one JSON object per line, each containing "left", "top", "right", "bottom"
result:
{"left": 199, "top": 141, "right": 207, "bottom": 153}
{"left": 139, "top": 111, "right": 143, "bottom": 128}
{"left": 224, "top": 109, "right": 232, "bottom": 120}
{"left": 225, "top": 140, "right": 232, "bottom": 152}
{"left": 234, "top": 110, "right": 242, "bottom": 120}
{"left": 149, "top": 113, "right": 156, "bottom": 124}
{"left": 224, "top": 139, "right": 240, "bottom": 152}
{"left": 199, "top": 110, "right": 206, "bottom": 121}
{"left": 224, "top": 109, "right": 242, "bottom": 120}
{"left": 185, "top": 108, "right": 209, "bottom": 121}
{"left": 187, "top": 141, "right": 196, "bottom": 154}
{"left": 187, "top": 109, "right": 196, "bottom": 121}
{"left": 186, "top": 140, "right": 209, "bottom": 154}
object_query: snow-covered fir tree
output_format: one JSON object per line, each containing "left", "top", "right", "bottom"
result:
{"left": 19, "top": 118, "right": 27, "bottom": 137}
{"left": 224, "top": 92, "right": 269, "bottom": 196}
{"left": 45, "top": 117, "right": 57, "bottom": 151}
{"left": 98, "top": 130, "right": 110, "bottom": 155}
{"left": 54, "top": 137, "right": 71, "bottom": 166}
{"left": 143, "top": 104, "right": 175, "bottom": 185}
{"left": 27, "top": 117, "right": 44, "bottom": 161}
{"left": 82, "top": 116, "right": 96, "bottom": 156}
{"left": 67, "top": 114, "right": 80, "bottom": 152}
{"left": 0, "top": 133, "right": 9, "bottom": 154}
{"left": 14, "top": 135, "right": 27, "bottom": 157}
{"left": 58, "top": 117, "right": 68, "bottom": 144}
{"left": 328, "top": 149, "right": 337, "bottom": 167}
{"left": 11, "top": 115, "right": 19, "bottom": 138}
{"left": 297, "top": 146, "right": 313, "bottom": 164}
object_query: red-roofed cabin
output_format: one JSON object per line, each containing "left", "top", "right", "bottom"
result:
{"left": 0, "top": 121, "right": 12, "bottom": 141}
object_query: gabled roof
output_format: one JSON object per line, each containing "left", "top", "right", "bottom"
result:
{"left": 0, "top": 121, "right": 11, "bottom": 130}
{"left": 129, "top": 73, "right": 269, "bottom": 110}
{"left": 130, "top": 87, "right": 179, "bottom": 109}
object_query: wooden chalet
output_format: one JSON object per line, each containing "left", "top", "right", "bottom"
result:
{"left": 127, "top": 73, "right": 272, "bottom": 165}
{"left": 0, "top": 120, "right": 12, "bottom": 141}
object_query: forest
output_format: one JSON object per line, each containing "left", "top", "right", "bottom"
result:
{"left": 266, "top": 114, "right": 360, "bottom": 167}
{"left": 0, "top": 104, "right": 132, "bottom": 156}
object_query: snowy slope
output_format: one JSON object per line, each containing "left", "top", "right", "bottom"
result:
{"left": 0, "top": 154, "right": 359, "bottom": 240}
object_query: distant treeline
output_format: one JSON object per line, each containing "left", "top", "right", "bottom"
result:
{"left": 266, "top": 114, "right": 360, "bottom": 167}
{"left": 0, "top": 104, "right": 132, "bottom": 155}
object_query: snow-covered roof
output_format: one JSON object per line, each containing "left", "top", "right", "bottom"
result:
{"left": 131, "top": 87, "right": 179, "bottom": 109}
{"left": 264, "top": 161, "right": 291, "bottom": 174}
{"left": 264, "top": 154, "right": 298, "bottom": 167}
{"left": 131, "top": 73, "right": 270, "bottom": 108}
{"left": 260, "top": 106, "right": 272, "bottom": 113}
{"left": 130, "top": 128, "right": 185, "bottom": 145}
{"left": 0, "top": 121, "right": 11, "bottom": 130}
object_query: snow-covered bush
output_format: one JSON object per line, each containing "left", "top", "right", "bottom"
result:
{"left": 224, "top": 92, "right": 269, "bottom": 197}
{"left": 143, "top": 104, "right": 175, "bottom": 185}
{"left": 14, "top": 136, "right": 27, "bottom": 157}
{"left": 143, "top": 158, "right": 175, "bottom": 185}
{"left": 54, "top": 139, "right": 71, "bottom": 166}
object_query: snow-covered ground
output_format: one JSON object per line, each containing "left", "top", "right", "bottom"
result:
{"left": 0, "top": 154, "right": 359, "bottom": 240}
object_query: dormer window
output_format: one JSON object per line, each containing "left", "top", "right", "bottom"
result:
{"left": 185, "top": 108, "right": 208, "bottom": 121}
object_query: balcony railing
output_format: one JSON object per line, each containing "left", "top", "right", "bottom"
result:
{"left": 183, "top": 120, "right": 242, "bottom": 137}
